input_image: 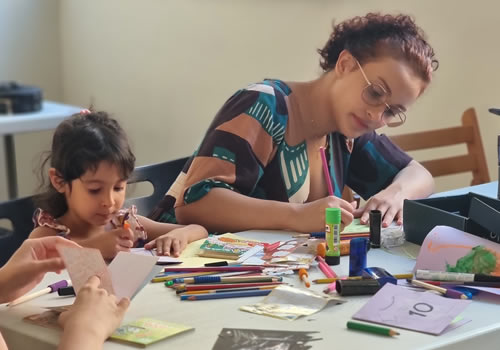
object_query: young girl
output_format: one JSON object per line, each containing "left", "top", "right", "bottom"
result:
{"left": 150, "top": 13, "right": 437, "bottom": 233}
{"left": 29, "top": 110, "right": 208, "bottom": 259}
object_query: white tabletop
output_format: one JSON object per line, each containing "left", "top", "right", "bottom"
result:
{"left": 1, "top": 229, "right": 500, "bottom": 350}
{"left": 430, "top": 181, "right": 498, "bottom": 198}
{"left": 0, "top": 101, "right": 81, "bottom": 135}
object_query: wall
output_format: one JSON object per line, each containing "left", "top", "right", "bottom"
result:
{"left": 0, "top": 0, "right": 62, "bottom": 200}
{"left": 3, "top": 0, "right": 500, "bottom": 201}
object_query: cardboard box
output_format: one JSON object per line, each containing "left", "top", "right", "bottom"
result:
{"left": 403, "top": 192, "right": 500, "bottom": 245}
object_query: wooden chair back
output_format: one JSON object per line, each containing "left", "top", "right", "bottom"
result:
{"left": 389, "top": 108, "right": 490, "bottom": 186}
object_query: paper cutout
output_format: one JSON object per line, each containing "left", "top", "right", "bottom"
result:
{"left": 353, "top": 283, "right": 471, "bottom": 335}
{"left": 57, "top": 246, "right": 158, "bottom": 299}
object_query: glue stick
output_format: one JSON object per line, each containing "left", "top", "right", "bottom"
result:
{"left": 324, "top": 207, "right": 341, "bottom": 266}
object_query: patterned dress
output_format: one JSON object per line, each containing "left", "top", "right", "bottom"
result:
{"left": 33, "top": 206, "right": 147, "bottom": 245}
{"left": 150, "top": 79, "right": 412, "bottom": 224}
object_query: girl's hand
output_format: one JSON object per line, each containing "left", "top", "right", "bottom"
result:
{"left": 354, "top": 184, "right": 404, "bottom": 227}
{"left": 291, "top": 196, "right": 355, "bottom": 233}
{"left": 87, "top": 228, "right": 134, "bottom": 259}
{"left": 58, "top": 276, "right": 129, "bottom": 343}
{"left": 144, "top": 225, "right": 208, "bottom": 257}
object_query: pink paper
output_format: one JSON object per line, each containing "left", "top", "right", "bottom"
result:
{"left": 415, "top": 226, "right": 500, "bottom": 276}
{"left": 56, "top": 245, "right": 114, "bottom": 295}
{"left": 353, "top": 283, "right": 471, "bottom": 335}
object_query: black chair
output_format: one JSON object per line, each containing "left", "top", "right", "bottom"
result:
{"left": 0, "top": 195, "right": 36, "bottom": 267}
{"left": 124, "top": 157, "right": 189, "bottom": 216}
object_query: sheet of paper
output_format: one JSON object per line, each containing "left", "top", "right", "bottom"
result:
{"left": 57, "top": 245, "right": 114, "bottom": 294}
{"left": 415, "top": 225, "right": 500, "bottom": 276}
{"left": 353, "top": 283, "right": 471, "bottom": 335}
{"left": 131, "top": 248, "right": 182, "bottom": 264}
{"left": 108, "top": 252, "right": 158, "bottom": 299}
{"left": 58, "top": 246, "right": 158, "bottom": 300}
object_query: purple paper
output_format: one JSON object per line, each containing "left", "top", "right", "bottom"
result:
{"left": 353, "top": 283, "right": 471, "bottom": 335}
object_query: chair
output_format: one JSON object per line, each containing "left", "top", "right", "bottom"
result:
{"left": 124, "top": 157, "right": 189, "bottom": 216}
{"left": 389, "top": 108, "right": 490, "bottom": 186}
{"left": 0, "top": 195, "right": 36, "bottom": 267}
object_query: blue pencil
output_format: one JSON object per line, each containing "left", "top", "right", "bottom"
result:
{"left": 180, "top": 289, "right": 272, "bottom": 301}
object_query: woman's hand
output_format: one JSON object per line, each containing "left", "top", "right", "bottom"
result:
{"left": 354, "top": 183, "right": 404, "bottom": 227}
{"left": 291, "top": 196, "right": 355, "bottom": 233}
{"left": 58, "top": 276, "right": 129, "bottom": 349}
{"left": 0, "top": 236, "right": 80, "bottom": 303}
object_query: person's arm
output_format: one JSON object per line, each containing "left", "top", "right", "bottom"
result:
{"left": 140, "top": 216, "right": 208, "bottom": 256}
{"left": 355, "top": 160, "right": 434, "bottom": 226}
{"left": 176, "top": 187, "right": 355, "bottom": 234}
{"left": 58, "top": 276, "right": 129, "bottom": 350}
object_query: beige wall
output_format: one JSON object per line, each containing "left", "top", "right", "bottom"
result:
{"left": 2, "top": 0, "right": 500, "bottom": 201}
{"left": 0, "top": 0, "right": 61, "bottom": 200}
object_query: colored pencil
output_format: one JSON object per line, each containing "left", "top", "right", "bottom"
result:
{"left": 175, "top": 281, "right": 284, "bottom": 293}
{"left": 152, "top": 271, "right": 216, "bottom": 283}
{"left": 169, "top": 275, "right": 281, "bottom": 285}
{"left": 162, "top": 266, "right": 264, "bottom": 273}
{"left": 417, "top": 280, "right": 500, "bottom": 288}
{"left": 180, "top": 289, "right": 272, "bottom": 301}
{"left": 393, "top": 273, "right": 413, "bottom": 280}
{"left": 319, "top": 146, "right": 334, "bottom": 196}
{"left": 180, "top": 285, "right": 279, "bottom": 295}
{"left": 313, "top": 276, "right": 362, "bottom": 284}
{"left": 347, "top": 321, "right": 400, "bottom": 337}
{"left": 411, "top": 279, "right": 468, "bottom": 299}
{"left": 8, "top": 280, "right": 71, "bottom": 307}
{"left": 316, "top": 256, "right": 337, "bottom": 278}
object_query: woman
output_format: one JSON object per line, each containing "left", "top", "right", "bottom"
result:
{"left": 151, "top": 13, "right": 437, "bottom": 233}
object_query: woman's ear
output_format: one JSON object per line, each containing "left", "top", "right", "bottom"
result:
{"left": 48, "top": 168, "right": 66, "bottom": 193}
{"left": 335, "top": 50, "right": 357, "bottom": 77}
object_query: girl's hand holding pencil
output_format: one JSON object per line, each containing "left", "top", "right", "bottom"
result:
{"left": 84, "top": 227, "right": 134, "bottom": 259}
{"left": 291, "top": 197, "right": 355, "bottom": 232}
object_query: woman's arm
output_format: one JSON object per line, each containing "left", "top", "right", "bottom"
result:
{"left": 176, "top": 187, "right": 355, "bottom": 233}
{"left": 354, "top": 160, "right": 434, "bottom": 226}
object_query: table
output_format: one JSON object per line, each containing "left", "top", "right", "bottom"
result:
{"left": 1, "top": 183, "right": 499, "bottom": 350}
{"left": 0, "top": 101, "right": 81, "bottom": 199}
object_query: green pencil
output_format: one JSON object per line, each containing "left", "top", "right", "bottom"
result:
{"left": 346, "top": 321, "right": 400, "bottom": 337}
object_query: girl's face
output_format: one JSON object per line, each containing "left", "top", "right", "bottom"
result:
{"left": 329, "top": 52, "right": 427, "bottom": 139}
{"left": 54, "top": 161, "right": 127, "bottom": 227}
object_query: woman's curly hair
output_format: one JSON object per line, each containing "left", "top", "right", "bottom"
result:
{"left": 318, "top": 13, "right": 438, "bottom": 83}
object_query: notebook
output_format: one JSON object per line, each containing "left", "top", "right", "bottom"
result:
{"left": 110, "top": 318, "right": 193, "bottom": 347}
{"left": 197, "top": 236, "right": 263, "bottom": 260}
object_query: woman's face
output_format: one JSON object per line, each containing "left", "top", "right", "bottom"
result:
{"left": 329, "top": 52, "right": 427, "bottom": 139}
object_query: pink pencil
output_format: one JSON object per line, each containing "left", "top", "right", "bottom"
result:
{"left": 319, "top": 146, "right": 334, "bottom": 196}
{"left": 316, "top": 256, "right": 337, "bottom": 279}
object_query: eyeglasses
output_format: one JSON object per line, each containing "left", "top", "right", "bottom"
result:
{"left": 354, "top": 58, "right": 406, "bottom": 127}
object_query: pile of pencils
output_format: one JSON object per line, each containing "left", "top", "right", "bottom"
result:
{"left": 154, "top": 266, "right": 284, "bottom": 301}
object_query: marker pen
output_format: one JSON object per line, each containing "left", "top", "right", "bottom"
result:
{"left": 369, "top": 210, "right": 381, "bottom": 248}
{"left": 416, "top": 269, "right": 500, "bottom": 282}
{"left": 349, "top": 238, "right": 369, "bottom": 277}
{"left": 335, "top": 279, "right": 381, "bottom": 296}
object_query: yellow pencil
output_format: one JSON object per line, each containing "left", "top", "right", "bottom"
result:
{"left": 393, "top": 273, "right": 413, "bottom": 279}
{"left": 313, "top": 276, "right": 362, "bottom": 284}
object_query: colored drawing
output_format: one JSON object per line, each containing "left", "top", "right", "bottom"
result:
{"left": 415, "top": 226, "right": 500, "bottom": 277}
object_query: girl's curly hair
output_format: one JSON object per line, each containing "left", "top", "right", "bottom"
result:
{"left": 318, "top": 13, "right": 438, "bottom": 83}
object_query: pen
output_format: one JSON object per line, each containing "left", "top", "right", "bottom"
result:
{"left": 8, "top": 279, "right": 72, "bottom": 307}
{"left": 416, "top": 270, "right": 500, "bottom": 283}
{"left": 411, "top": 279, "right": 468, "bottom": 299}
{"left": 347, "top": 321, "right": 400, "bottom": 337}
